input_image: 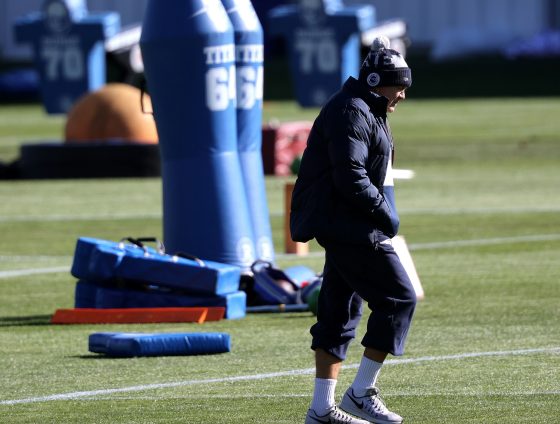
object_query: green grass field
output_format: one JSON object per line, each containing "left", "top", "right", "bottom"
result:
{"left": 0, "top": 98, "right": 559, "bottom": 423}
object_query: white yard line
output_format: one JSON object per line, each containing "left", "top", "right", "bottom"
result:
{"left": 276, "top": 233, "right": 560, "bottom": 260}
{"left": 397, "top": 206, "right": 560, "bottom": 215}
{"left": 407, "top": 233, "right": 560, "bottom": 251}
{"left": 1, "top": 233, "right": 558, "bottom": 272}
{"left": 0, "top": 212, "right": 161, "bottom": 223}
{"left": 0, "top": 255, "right": 70, "bottom": 262}
{"left": 1, "top": 347, "right": 558, "bottom": 406}
{"left": 0, "top": 266, "right": 68, "bottom": 279}
{"left": 271, "top": 205, "right": 560, "bottom": 217}
{"left": 77, "top": 390, "right": 560, "bottom": 401}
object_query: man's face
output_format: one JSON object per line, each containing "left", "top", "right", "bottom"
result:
{"left": 374, "top": 86, "right": 407, "bottom": 113}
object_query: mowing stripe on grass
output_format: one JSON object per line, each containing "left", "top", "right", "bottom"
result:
{"left": 0, "top": 115, "right": 64, "bottom": 125}
{"left": 0, "top": 206, "right": 560, "bottom": 223}
{"left": 1, "top": 347, "right": 558, "bottom": 405}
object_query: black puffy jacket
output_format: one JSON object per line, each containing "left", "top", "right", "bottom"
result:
{"left": 290, "top": 77, "right": 399, "bottom": 246}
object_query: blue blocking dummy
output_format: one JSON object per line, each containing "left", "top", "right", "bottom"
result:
{"left": 269, "top": 0, "right": 375, "bottom": 107}
{"left": 89, "top": 332, "right": 231, "bottom": 357}
{"left": 222, "top": 0, "right": 275, "bottom": 263}
{"left": 140, "top": 0, "right": 256, "bottom": 270}
{"left": 14, "top": 0, "right": 120, "bottom": 113}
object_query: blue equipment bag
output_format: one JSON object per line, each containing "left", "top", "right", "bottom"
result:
{"left": 283, "top": 265, "right": 318, "bottom": 288}
{"left": 250, "top": 260, "right": 302, "bottom": 305}
{"left": 71, "top": 237, "right": 241, "bottom": 295}
{"left": 89, "top": 332, "right": 231, "bottom": 357}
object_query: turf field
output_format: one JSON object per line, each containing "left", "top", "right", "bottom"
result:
{"left": 0, "top": 98, "right": 559, "bottom": 423}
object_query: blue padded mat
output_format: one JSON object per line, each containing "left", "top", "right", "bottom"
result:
{"left": 75, "top": 280, "right": 246, "bottom": 320}
{"left": 89, "top": 332, "right": 231, "bottom": 357}
{"left": 71, "top": 237, "right": 241, "bottom": 295}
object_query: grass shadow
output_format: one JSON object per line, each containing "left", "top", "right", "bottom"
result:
{"left": 71, "top": 354, "right": 127, "bottom": 360}
{"left": 0, "top": 314, "right": 52, "bottom": 327}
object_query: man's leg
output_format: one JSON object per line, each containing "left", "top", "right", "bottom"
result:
{"left": 309, "top": 349, "right": 341, "bottom": 414}
{"left": 364, "top": 347, "right": 388, "bottom": 363}
{"left": 311, "top": 348, "right": 385, "bottom": 411}
{"left": 334, "top": 241, "right": 415, "bottom": 424}
{"left": 316, "top": 348, "right": 343, "bottom": 379}
{"left": 306, "top": 348, "right": 371, "bottom": 424}
{"left": 311, "top": 347, "right": 387, "bottom": 412}
{"left": 306, "top": 249, "right": 368, "bottom": 423}
{"left": 345, "top": 347, "right": 388, "bottom": 398}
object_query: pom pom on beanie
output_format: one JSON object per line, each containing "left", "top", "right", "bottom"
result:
{"left": 359, "top": 37, "right": 412, "bottom": 88}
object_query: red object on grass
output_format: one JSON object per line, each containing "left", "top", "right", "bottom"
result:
{"left": 51, "top": 307, "right": 225, "bottom": 324}
{"left": 261, "top": 121, "right": 312, "bottom": 175}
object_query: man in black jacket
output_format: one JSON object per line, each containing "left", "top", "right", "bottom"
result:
{"left": 294, "top": 37, "right": 417, "bottom": 424}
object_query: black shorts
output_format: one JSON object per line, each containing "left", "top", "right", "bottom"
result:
{"left": 311, "top": 236, "right": 417, "bottom": 360}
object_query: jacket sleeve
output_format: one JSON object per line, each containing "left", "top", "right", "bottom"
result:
{"left": 326, "top": 105, "right": 390, "bottom": 219}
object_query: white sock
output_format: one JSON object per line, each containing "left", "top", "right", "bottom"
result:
{"left": 310, "top": 378, "right": 337, "bottom": 414}
{"left": 350, "top": 356, "right": 383, "bottom": 397}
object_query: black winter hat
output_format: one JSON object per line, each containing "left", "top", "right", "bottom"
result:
{"left": 359, "top": 36, "right": 412, "bottom": 88}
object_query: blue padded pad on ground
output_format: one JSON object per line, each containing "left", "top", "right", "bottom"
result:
{"left": 89, "top": 332, "right": 137, "bottom": 353}
{"left": 114, "top": 250, "right": 241, "bottom": 295}
{"left": 74, "top": 278, "right": 98, "bottom": 308}
{"left": 75, "top": 280, "right": 247, "bottom": 320}
{"left": 71, "top": 237, "right": 138, "bottom": 280}
{"left": 89, "top": 332, "right": 231, "bottom": 357}
{"left": 71, "top": 237, "right": 241, "bottom": 295}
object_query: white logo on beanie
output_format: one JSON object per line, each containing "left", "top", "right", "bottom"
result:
{"left": 389, "top": 53, "right": 409, "bottom": 68}
{"left": 367, "top": 72, "right": 380, "bottom": 87}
